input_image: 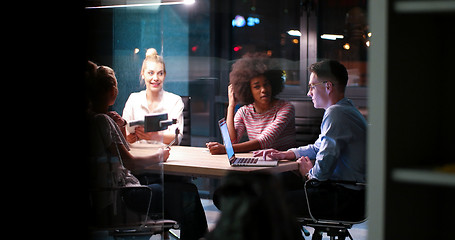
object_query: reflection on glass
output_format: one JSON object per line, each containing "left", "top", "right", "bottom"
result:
{"left": 317, "top": 0, "right": 369, "bottom": 87}
{"left": 85, "top": 0, "right": 369, "bottom": 151}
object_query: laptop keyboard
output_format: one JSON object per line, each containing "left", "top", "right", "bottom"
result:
{"left": 236, "top": 157, "right": 259, "bottom": 164}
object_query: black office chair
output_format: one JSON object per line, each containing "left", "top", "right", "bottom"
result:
{"left": 89, "top": 186, "right": 179, "bottom": 239}
{"left": 290, "top": 101, "right": 324, "bottom": 147}
{"left": 298, "top": 179, "right": 367, "bottom": 240}
{"left": 180, "top": 96, "right": 191, "bottom": 146}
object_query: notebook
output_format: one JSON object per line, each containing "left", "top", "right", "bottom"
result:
{"left": 218, "top": 118, "right": 278, "bottom": 167}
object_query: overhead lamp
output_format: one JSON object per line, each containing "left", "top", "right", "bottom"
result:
{"left": 85, "top": 0, "right": 195, "bottom": 10}
{"left": 320, "top": 34, "right": 344, "bottom": 40}
{"left": 287, "top": 30, "right": 302, "bottom": 37}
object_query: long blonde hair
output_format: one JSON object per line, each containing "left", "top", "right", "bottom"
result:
{"left": 141, "top": 48, "right": 166, "bottom": 83}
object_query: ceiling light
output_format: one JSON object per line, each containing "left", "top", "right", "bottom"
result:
{"left": 320, "top": 34, "right": 344, "bottom": 40}
{"left": 287, "top": 30, "right": 302, "bottom": 37}
{"left": 86, "top": 0, "right": 195, "bottom": 10}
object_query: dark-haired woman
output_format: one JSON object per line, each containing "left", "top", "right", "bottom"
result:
{"left": 207, "top": 53, "right": 295, "bottom": 154}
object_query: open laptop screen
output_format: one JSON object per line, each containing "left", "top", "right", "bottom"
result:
{"left": 218, "top": 118, "right": 235, "bottom": 159}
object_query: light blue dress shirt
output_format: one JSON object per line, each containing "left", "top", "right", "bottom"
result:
{"left": 289, "top": 98, "right": 367, "bottom": 186}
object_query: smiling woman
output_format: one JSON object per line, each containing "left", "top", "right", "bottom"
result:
{"left": 122, "top": 48, "right": 184, "bottom": 145}
{"left": 141, "top": 48, "right": 166, "bottom": 88}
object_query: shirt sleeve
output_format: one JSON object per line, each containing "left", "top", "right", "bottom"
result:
{"left": 309, "top": 109, "right": 349, "bottom": 180}
{"left": 256, "top": 102, "right": 295, "bottom": 149}
{"left": 288, "top": 143, "right": 319, "bottom": 160}
{"left": 233, "top": 107, "right": 247, "bottom": 143}
{"left": 94, "top": 114, "right": 130, "bottom": 152}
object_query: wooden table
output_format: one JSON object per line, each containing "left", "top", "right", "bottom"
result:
{"left": 129, "top": 144, "right": 298, "bottom": 178}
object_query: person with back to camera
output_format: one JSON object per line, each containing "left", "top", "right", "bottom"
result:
{"left": 254, "top": 60, "right": 367, "bottom": 221}
{"left": 86, "top": 61, "right": 207, "bottom": 240}
{"left": 86, "top": 61, "right": 169, "bottom": 174}
{"left": 204, "top": 172, "right": 304, "bottom": 240}
{"left": 122, "top": 48, "right": 184, "bottom": 145}
{"left": 86, "top": 60, "right": 170, "bottom": 225}
{"left": 206, "top": 52, "right": 295, "bottom": 154}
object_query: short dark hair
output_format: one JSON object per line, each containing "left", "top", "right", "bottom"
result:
{"left": 229, "top": 52, "right": 284, "bottom": 104}
{"left": 309, "top": 60, "right": 348, "bottom": 91}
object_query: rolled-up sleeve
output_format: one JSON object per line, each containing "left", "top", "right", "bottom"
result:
{"left": 288, "top": 144, "right": 319, "bottom": 160}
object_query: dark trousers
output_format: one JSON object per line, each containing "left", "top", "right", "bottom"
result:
{"left": 279, "top": 171, "right": 365, "bottom": 221}
{"left": 122, "top": 179, "right": 208, "bottom": 240}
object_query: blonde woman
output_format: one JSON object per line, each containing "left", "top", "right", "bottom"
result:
{"left": 122, "top": 48, "right": 184, "bottom": 145}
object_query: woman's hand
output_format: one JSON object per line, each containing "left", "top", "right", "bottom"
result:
{"left": 107, "top": 111, "right": 126, "bottom": 127}
{"left": 157, "top": 147, "right": 170, "bottom": 162}
{"left": 228, "top": 84, "right": 236, "bottom": 107}
{"left": 135, "top": 126, "right": 163, "bottom": 142}
{"left": 206, "top": 142, "right": 226, "bottom": 155}
{"left": 135, "top": 126, "right": 153, "bottom": 140}
{"left": 126, "top": 133, "right": 138, "bottom": 143}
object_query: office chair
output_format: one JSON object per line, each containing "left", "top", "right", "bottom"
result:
{"left": 298, "top": 179, "right": 367, "bottom": 240}
{"left": 180, "top": 96, "right": 191, "bottom": 146}
{"left": 88, "top": 185, "right": 179, "bottom": 239}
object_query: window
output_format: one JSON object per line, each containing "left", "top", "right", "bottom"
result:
{"left": 221, "top": 0, "right": 369, "bottom": 105}
{"left": 85, "top": 0, "right": 369, "bottom": 143}
{"left": 315, "top": 0, "right": 368, "bottom": 107}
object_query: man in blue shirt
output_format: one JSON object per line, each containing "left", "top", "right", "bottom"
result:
{"left": 255, "top": 60, "right": 367, "bottom": 219}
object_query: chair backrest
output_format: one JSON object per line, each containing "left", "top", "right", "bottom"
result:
{"left": 88, "top": 186, "right": 153, "bottom": 228}
{"left": 88, "top": 186, "right": 178, "bottom": 237}
{"left": 180, "top": 96, "right": 191, "bottom": 146}
{"left": 289, "top": 100, "right": 324, "bottom": 147}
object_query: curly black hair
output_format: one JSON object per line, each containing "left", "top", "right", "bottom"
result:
{"left": 229, "top": 53, "right": 284, "bottom": 104}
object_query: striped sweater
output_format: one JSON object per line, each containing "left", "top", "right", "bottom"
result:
{"left": 233, "top": 99, "right": 296, "bottom": 151}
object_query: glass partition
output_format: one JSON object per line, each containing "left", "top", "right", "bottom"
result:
{"left": 85, "top": 0, "right": 368, "bottom": 144}
{"left": 85, "top": 1, "right": 369, "bottom": 237}
{"left": 85, "top": 4, "right": 167, "bottom": 238}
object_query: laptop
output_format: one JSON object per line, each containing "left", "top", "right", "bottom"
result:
{"left": 218, "top": 118, "right": 278, "bottom": 167}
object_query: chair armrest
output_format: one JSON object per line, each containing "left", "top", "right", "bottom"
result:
{"left": 305, "top": 179, "right": 366, "bottom": 188}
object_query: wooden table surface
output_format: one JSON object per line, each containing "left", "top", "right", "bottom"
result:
{"left": 129, "top": 144, "right": 298, "bottom": 178}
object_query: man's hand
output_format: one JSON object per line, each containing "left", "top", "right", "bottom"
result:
{"left": 253, "top": 149, "right": 296, "bottom": 161}
{"left": 296, "top": 156, "right": 313, "bottom": 176}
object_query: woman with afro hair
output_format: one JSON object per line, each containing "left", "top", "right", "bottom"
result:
{"left": 207, "top": 53, "right": 295, "bottom": 154}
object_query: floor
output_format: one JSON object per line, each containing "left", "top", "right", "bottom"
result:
{"left": 166, "top": 199, "right": 368, "bottom": 240}
{"left": 188, "top": 138, "right": 369, "bottom": 240}
{"left": 91, "top": 197, "right": 368, "bottom": 240}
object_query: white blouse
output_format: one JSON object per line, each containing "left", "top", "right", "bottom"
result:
{"left": 122, "top": 90, "right": 184, "bottom": 144}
